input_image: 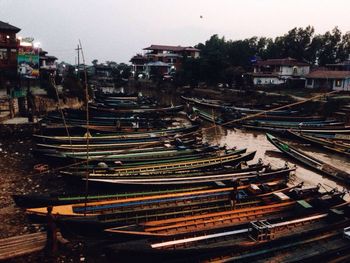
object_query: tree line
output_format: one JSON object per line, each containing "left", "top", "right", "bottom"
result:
{"left": 177, "top": 26, "right": 350, "bottom": 86}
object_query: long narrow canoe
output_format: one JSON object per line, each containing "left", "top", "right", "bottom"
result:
{"left": 266, "top": 133, "right": 350, "bottom": 185}
{"left": 49, "top": 147, "right": 230, "bottom": 163}
{"left": 13, "top": 186, "right": 212, "bottom": 208}
{"left": 224, "top": 106, "right": 298, "bottom": 116}
{"left": 43, "top": 115, "right": 172, "bottom": 127}
{"left": 243, "top": 124, "right": 350, "bottom": 135}
{"left": 62, "top": 148, "right": 249, "bottom": 172}
{"left": 86, "top": 167, "right": 294, "bottom": 186}
{"left": 296, "top": 132, "right": 350, "bottom": 143}
{"left": 77, "top": 151, "right": 257, "bottom": 177}
{"left": 33, "top": 125, "right": 199, "bottom": 143}
{"left": 192, "top": 107, "right": 225, "bottom": 125}
{"left": 37, "top": 144, "right": 211, "bottom": 158}
{"left": 26, "top": 181, "right": 286, "bottom": 217}
{"left": 181, "top": 96, "right": 230, "bottom": 109}
{"left": 27, "top": 180, "right": 295, "bottom": 220}
{"left": 89, "top": 103, "right": 184, "bottom": 115}
{"left": 244, "top": 119, "right": 343, "bottom": 128}
{"left": 288, "top": 130, "right": 350, "bottom": 158}
{"left": 34, "top": 138, "right": 198, "bottom": 153}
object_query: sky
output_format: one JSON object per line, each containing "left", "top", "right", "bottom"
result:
{"left": 0, "top": 0, "right": 349, "bottom": 64}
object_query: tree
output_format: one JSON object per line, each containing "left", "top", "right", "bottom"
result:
{"left": 62, "top": 66, "right": 84, "bottom": 101}
{"left": 175, "top": 26, "right": 350, "bottom": 87}
{"left": 316, "top": 27, "right": 342, "bottom": 65}
{"left": 40, "top": 71, "right": 58, "bottom": 101}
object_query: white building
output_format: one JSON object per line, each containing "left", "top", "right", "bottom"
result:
{"left": 251, "top": 58, "right": 310, "bottom": 85}
{"left": 305, "top": 70, "right": 350, "bottom": 91}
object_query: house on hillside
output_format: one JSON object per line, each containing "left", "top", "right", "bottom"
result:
{"left": 305, "top": 70, "right": 350, "bottom": 91}
{"left": 130, "top": 44, "right": 200, "bottom": 79}
{"left": 0, "top": 21, "right": 20, "bottom": 92}
{"left": 251, "top": 57, "right": 310, "bottom": 86}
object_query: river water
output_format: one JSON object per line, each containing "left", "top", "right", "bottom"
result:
{"left": 204, "top": 125, "right": 350, "bottom": 194}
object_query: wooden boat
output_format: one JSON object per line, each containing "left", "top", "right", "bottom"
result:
{"left": 13, "top": 186, "right": 212, "bottom": 208}
{"left": 34, "top": 138, "right": 198, "bottom": 153}
{"left": 81, "top": 160, "right": 269, "bottom": 180}
{"left": 49, "top": 146, "right": 231, "bottom": 164}
{"left": 42, "top": 115, "right": 172, "bottom": 127}
{"left": 14, "top": 163, "right": 269, "bottom": 208}
{"left": 89, "top": 103, "right": 184, "bottom": 115}
{"left": 104, "top": 188, "right": 328, "bottom": 238}
{"left": 66, "top": 151, "right": 257, "bottom": 177}
{"left": 41, "top": 123, "right": 179, "bottom": 133}
{"left": 26, "top": 180, "right": 290, "bottom": 218}
{"left": 61, "top": 149, "right": 250, "bottom": 177}
{"left": 290, "top": 131, "right": 350, "bottom": 143}
{"left": 192, "top": 107, "right": 225, "bottom": 125}
{"left": 105, "top": 201, "right": 348, "bottom": 262}
{"left": 94, "top": 91, "right": 139, "bottom": 101}
{"left": 288, "top": 130, "right": 350, "bottom": 158}
{"left": 244, "top": 119, "right": 344, "bottom": 128}
{"left": 35, "top": 143, "right": 217, "bottom": 160}
{"left": 246, "top": 115, "right": 326, "bottom": 122}
{"left": 223, "top": 106, "right": 298, "bottom": 116}
{"left": 181, "top": 96, "right": 231, "bottom": 109}
{"left": 242, "top": 124, "right": 350, "bottom": 135}
{"left": 86, "top": 166, "right": 294, "bottom": 186}
{"left": 33, "top": 125, "right": 199, "bottom": 143}
{"left": 266, "top": 133, "right": 350, "bottom": 185}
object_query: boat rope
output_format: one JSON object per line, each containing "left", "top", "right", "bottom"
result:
{"left": 49, "top": 75, "right": 74, "bottom": 155}
{"left": 78, "top": 40, "right": 91, "bottom": 216}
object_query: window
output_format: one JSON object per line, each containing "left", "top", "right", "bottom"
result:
{"left": 307, "top": 79, "right": 313, "bottom": 86}
{"left": 0, "top": 48, "right": 8, "bottom": 60}
{"left": 335, "top": 79, "right": 342, "bottom": 87}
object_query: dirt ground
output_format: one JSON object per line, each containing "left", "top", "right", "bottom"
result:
{"left": 0, "top": 124, "right": 86, "bottom": 262}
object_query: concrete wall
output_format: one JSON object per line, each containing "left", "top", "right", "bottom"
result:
{"left": 253, "top": 77, "right": 284, "bottom": 85}
{"left": 281, "top": 66, "right": 309, "bottom": 76}
{"left": 306, "top": 78, "right": 350, "bottom": 91}
{"left": 333, "top": 78, "right": 350, "bottom": 91}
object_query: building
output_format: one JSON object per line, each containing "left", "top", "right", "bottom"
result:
{"left": 130, "top": 44, "right": 200, "bottom": 79}
{"left": 305, "top": 70, "right": 350, "bottom": 91}
{"left": 0, "top": 21, "right": 20, "bottom": 92}
{"left": 39, "top": 50, "right": 57, "bottom": 73}
{"left": 130, "top": 54, "right": 148, "bottom": 77}
{"left": 251, "top": 57, "right": 310, "bottom": 85}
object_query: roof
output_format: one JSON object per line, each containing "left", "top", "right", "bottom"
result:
{"left": 305, "top": 70, "right": 350, "bottom": 79}
{"left": 143, "top": 44, "right": 200, "bottom": 52}
{"left": 130, "top": 54, "right": 147, "bottom": 62}
{"left": 40, "top": 55, "right": 57, "bottom": 61}
{"left": 0, "top": 21, "right": 20, "bottom": 32}
{"left": 256, "top": 57, "right": 309, "bottom": 67}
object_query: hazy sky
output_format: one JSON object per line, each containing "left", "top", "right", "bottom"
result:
{"left": 1, "top": 0, "right": 349, "bottom": 64}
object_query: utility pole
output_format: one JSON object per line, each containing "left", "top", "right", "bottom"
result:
{"left": 75, "top": 44, "right": 81, "bottom": 74}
